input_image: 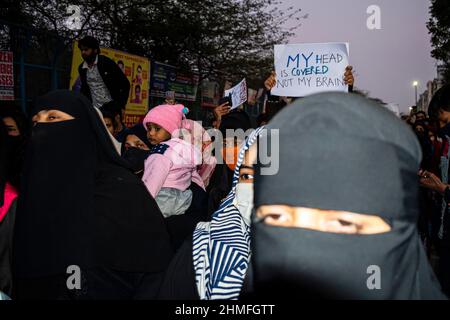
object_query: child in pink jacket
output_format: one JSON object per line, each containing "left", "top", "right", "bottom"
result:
{"left": 142, "top": 104, "right": 205, "bottom": 218}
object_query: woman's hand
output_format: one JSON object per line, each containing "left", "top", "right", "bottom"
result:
{"left": 344, "top": 66, "right": 354, "bottom": 86}
{"left": 213, "top": 102, "right": 231, "bottom": 120}
{"left": 264, "top": 67, "right": 353, "bottom": 91}
{"left": 264, "top": 71, "right": 277, "bottom": 91}
{"left": 419, "top": 170, "right": 447, "bottom": 194}
{"left": 213, "top": 102, "right": 231, "bottom": 128}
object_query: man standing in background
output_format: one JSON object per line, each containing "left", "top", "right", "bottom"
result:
{"left": 77, "top": 36, "right": 130, "bottom": 116}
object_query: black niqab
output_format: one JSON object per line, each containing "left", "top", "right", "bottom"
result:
{"left": 14, "top": 90, "right": 173, "bottom": 278}
{"left": 125, "top": 123, "right": 151, "bottom": 149}
{"left": 0, "top": 121, "right": 8, "bottom": 206}
{"left": 0, "top": 109, "right": 27, "bottom": 189}
{"left": 251, "top": 92, "right": 446, "bottom": 299}
{"left": 121, "top": 123, "right": 152, "bottom": 174}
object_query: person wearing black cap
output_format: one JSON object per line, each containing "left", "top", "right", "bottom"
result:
{"left": 77, "top": 36, "right": 130, "bottom": 115}
{"left": 13, "top": 90, "right": 173, "bottom": 300}
{"left": 247, "top": 92, "right": 446, "bottom": 299}
{"left": 207, "top": 110, "right": 253, "bottom": 215}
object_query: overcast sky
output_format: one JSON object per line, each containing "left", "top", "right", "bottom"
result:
{"left": 278, "top": 0, "right": 437, "bottom": 113}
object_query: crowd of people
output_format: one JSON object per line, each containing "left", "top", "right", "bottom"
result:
{"left": 0, "top": 36, "right": 449, "bottom": 300}
{"left": 404, "top": 85, "right": 450, "bottom": 296}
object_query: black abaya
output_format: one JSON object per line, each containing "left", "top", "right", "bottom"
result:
{"left": 13, "top": 90, "right": 173, "bottom": 299}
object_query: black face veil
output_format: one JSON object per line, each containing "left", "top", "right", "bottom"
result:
{"left": 250, "top": 92, "right": 446, "bottom": 300}
{"left": 0, "top": 121, "right": 9, "bottom": 206}
{"left": 121, "top": 124, "right": 152, "bottom": 174}
{"left": 14, "top": 90, "right": 173, "bottom": 279}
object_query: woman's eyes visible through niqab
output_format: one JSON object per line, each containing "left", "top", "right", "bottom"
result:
{"left": 256, "top": 206, "right": 391, "bottom": 235}
{"left": 32, "top": 110, "right": 75, "bottom": 125}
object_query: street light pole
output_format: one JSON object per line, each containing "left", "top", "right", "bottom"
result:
{"left": 415, "top": 85, "right": 418, "bottom": 106}
{"left": 413, "top": 81, "right": 419, "bottom": 109}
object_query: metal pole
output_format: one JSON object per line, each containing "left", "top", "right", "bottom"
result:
{"left": 19, "top": 31, "right": 31, "bottom": 115}
{"left": 19, "top": 52, "right": 26, "bottom": 114}
{"left": 415, "top": 85, "right": 418, "bottom": 107}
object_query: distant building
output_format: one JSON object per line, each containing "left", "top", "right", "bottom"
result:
{"left": 417, "top": 65, "right": 445, "bottom": 113}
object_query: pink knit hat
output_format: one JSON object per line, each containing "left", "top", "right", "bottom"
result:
{"left": 142, "top": 104, "right": 189, "bottom": 135}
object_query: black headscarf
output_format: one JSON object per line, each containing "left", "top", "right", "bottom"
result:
{"left": 0, "top": 108, "right": 28, "bottom": 189}
{"left": 219, "top": 110, "right": 252, "bottom": 136}
{"left": 0, "top": 106, "right": 28, "bottom": 139}
{"left": 251, "top": 92, "right": 446, "bottom": 299}
{"left": 125, "top": 123, "right": 151, "bottom": 148}
{"left": 14, "top": 90, "right": 173, "bottom": 278}
{"left": 121, "top": 123, "right": 152, "bottom": 174}
{"left": 208, "top": 110, "right": 253, "bottom": 215}
{"left": 0, "top": 121, "right": 9, "bottom": 206}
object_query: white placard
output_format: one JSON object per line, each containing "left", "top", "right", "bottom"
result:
{"left": 224, "top": 78, "right": 247, "bottom": 109}
{"left": 272, "top": 42, "right": 349, "bottom": 97}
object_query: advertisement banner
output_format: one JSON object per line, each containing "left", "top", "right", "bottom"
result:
{"left": 201, "top": 80, "right": 220, "bottom": 108}
{"left": 0, "top": 51, "right": 14, "bottom": 101}
{"left": 150, "top": 62, "right": 199, "bottom": 102}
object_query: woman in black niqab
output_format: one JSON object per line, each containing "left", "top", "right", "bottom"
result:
{"left": 13, "top": 90, "right": 173, "bottom": 300}
{"left": 0, "top": 122, "right": 8, "bottom": 203}
{"left": 121, "top": 123, "right": 152, "bottom": 176}
{"left": 1, "top": 121, "right": 18, "bottom": 298}
{"left": 248, "top": 92, "right": 446, "bottom": 300}
{"left": 0, "top": 107, "right": 28, "bottom": 189}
